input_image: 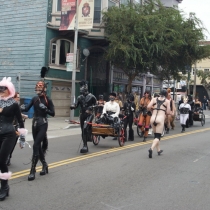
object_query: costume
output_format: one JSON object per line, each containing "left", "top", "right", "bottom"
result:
{"left": 95, "top": 95, "right": 105, "bottom": 119}
{"left": 0, "top": 77, "right": 27, "bottom": 201}
{"left": 70, "top": 81, "right": 96, "bottom": 153}
{"left": 138, "top": 91, "right": 152, "bottom": 141}
{"left": 102, "top": 93, "right": 120, "bottom": 118}
{"left": 21, "top": 80, "right": 55, "bottom": 181}
{"left": 123, "top": 94, "right": 136, "bottom": 141}
{"left": 187, "top": 95, "right": 194, "bottom": 127}
{"left": 179, "top": 99, "right": 191, "bottom": 132}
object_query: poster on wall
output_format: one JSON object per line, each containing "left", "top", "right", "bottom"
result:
{"left": 59, "top": 0, "right": 94, "bottom": 31}
{"left": 60, "top": 0, "right": 76, "bottom": 30}
{"left": 78, "top": 0, "right": 94, "bottom": 29}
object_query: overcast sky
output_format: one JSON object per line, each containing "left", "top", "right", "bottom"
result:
{"left": 179, "top": 0, "right": 210, "bottom": 40}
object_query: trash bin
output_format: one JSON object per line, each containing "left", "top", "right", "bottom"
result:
{"left": 23, "top": 97, "right": 34, "bottom": 119}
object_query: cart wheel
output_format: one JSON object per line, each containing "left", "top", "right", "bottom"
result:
{"left": 118, "top": 127, "right": 125, "bottom": 147}
{"left": 201, "top": 115, "right": 205, "bottom": 126}
{"left": 137, "top": 126, "right": 142, "bottom": 137}
{"left": 92, "top": 135, "right": 100, "bottom": 145}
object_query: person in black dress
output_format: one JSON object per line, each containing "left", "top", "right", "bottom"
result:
{"left": 0, "top": 77, "right": 27, "bottom": 201}
{"left": 21, "top": 81, "right": 55, "bottom": 181}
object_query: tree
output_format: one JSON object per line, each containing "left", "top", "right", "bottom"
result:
{"left": 102, "top": 0, "right": 209, "bottom": 92}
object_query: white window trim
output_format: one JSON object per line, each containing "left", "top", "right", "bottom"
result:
{"left": 49, "top": 38, "right": 80, "bottom": 70}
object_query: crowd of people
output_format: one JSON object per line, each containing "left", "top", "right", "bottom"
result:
{"left": 0, "top": 77, "right": 208, "bottom": 202}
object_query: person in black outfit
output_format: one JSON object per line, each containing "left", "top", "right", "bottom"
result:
{"left": 0, "top": 77, "right": 27, "bottom": 201}
{"left": 21, "top": 81, "right": 55, "bottom": 181}
{"left": 187, "top": 95, "right": 194, "bottom": 127}
{"left": 70, "top": 81, "right": 96, "bottom": 153}
{"left": 122, "top": 94, "right": 136, "bottom": 141}
{"left": 6, "top": 92, "right": 28, "bottom": 166}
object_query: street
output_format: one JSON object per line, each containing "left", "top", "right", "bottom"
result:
{"left": 1, "top": 116, "right": 210, "bottom": 210}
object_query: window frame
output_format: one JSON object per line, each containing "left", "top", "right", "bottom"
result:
{"left": 49, "top": 38, "right": 80, "bottom": 70}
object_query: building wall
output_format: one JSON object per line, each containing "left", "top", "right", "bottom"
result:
{"left": 0, "top": 0, "right": 48, "bottom": 97}
{"left": 160, "top": 0, "right": 180, "bottom": 7}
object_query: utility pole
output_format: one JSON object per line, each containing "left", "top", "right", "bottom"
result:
{"left": 193, "top": 62, "right": 197, "bottom": 100}
{"left": 70, "top": 0, "right": 79, "bottom": 121}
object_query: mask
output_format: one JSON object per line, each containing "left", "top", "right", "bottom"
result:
{"left": 109, "top": 97, "right": 115, "bottom": 101}
{"left": 0, "top": 86, "right": 8, "bottom": 92}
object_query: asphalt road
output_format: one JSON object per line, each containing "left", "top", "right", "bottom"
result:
{"left": 1, "top": 119, "right": 210, "bottom": 210}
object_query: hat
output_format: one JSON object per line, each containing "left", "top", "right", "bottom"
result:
{"left": 0, "top": 77, "right": 15, "bottom": 100}
{"left": 109, "top": 92, "right": 116, "bottom": 97}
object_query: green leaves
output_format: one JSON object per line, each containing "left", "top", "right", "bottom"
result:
{"left": 102, "top": 0, "right": 210, "bottom": 91}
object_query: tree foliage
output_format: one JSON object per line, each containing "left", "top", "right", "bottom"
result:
{"left": 102, "top": 0, "right": 209, "bottom": 92}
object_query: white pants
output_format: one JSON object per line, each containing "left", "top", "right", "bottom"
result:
{"left": 180, "top": 114, "right": 189, "bottom": 125}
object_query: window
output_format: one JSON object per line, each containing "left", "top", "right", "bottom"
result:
{"left": 108, "top": 0, "right": 116, "bottom": 7}
{"left": 50, "top": 39, "right": 80, "bottom": 69}
{"left": 94, "top": 0, "right": 101, "bottom": 23}
{"left": 204, "top": 69, "right": 209, "bottom": 72}
{"left": 57, "top": 0, "right": 61, "bottom": 12}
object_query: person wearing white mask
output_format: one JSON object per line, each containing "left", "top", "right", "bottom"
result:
{"left": 101, "top": 92, "right": 120, "bottom": 123}
{"left": 179, "top": 97, "right": 191, "bottom": 133}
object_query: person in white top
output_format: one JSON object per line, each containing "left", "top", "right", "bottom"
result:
{"left": 101, "top": 92, "right": 120, "bottom": 121}
{"left": 179, "top": 97, "right": 191, "bottom": 132}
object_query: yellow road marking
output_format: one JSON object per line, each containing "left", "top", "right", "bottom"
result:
{"left": 11, "top": 127, "right": 210, "bottom": 179}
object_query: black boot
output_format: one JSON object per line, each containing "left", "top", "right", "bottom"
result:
{"left": 128, "top": 129, "right": 134, "bottom": 141}
{"left": 80, "top": 134, "right": 88, "bottom": 154}
{"left": 181, "top": 124, "right": 185, "bottom": 133}
{"left": 0, "top": 180, "right": 9, "bottom": 201}
{"left": 28, "top": 155, "right": 39, "bottom": 181}
{"left": 143, "top": 137, "right": 147, "bottom": 142}
{"left": 39, "top": 154, "right": 48, "bottom": 176}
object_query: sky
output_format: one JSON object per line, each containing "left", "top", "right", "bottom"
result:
{"left": 179, "top": 0, "right": 210, "bottom": 40}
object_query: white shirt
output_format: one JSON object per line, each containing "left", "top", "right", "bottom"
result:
{"left": 102, "top": 101, "right": 120, "bottom": 118}
{"left": 179, "top": 103, "right": 191, "bottom": 112}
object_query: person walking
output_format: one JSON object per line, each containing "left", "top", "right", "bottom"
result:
{"left": 122, "top": 94, "right": 136, "bottom": 141}
{"left": 147, "top": 89, "right": 170, "bottom": 158}
{"left": 202, "top": 96, "right": 208, "bottom": 110}
{"left": 138, "top": 91, "right": 152, "bottom": 142}
{"left": 0, "top": 77, "right": 27, "bottom": 201}
{"left": 6, "top": 92, "right": 28, "bottom": 166}
{"left": 179, "top": 97, "right": 191, "bottom": 132}
{"left": 21, "top": 81, "right": 55, "bottom": 181}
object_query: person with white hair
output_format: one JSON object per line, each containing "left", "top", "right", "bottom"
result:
{"left": 0, "top": 77, "right": 27, "bottom": 201}
{"left": 179, "top": 97, "right": 191, "bottom": 132}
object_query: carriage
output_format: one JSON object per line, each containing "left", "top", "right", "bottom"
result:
{"left": 91, "top": 114, "right": 126, "bottom": 147}
{"left": 192, "top": 105, "right": 205, "bottom": 126}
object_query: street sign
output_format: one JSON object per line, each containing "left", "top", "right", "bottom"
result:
{"left": 66, "top": 53, "right": 73, "bottom": 62}
{"left": 66, "top": 62, "right": 73, "bottom": 71}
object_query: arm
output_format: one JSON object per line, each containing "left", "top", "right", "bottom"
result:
{"left": 15, "top": 103, "right": 24, "bottom": 128}
{"left": 102, "top": 103, "right": 107, "bottom": 115}
{"left": 46, "top": 98, "right": 55, "bottom": 117}
{"left": 21, "top": 97, "right": 34, "bottom": 112}
{"left": 166, "top": 100, "right": 171, "bottom": 115}
{"left": 147, "top": 98, "right": 154, "bottom": 110}
{"left": 113, "top": 104, "right": 120, "bottom": 117}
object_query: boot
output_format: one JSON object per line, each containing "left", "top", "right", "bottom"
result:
{"left": 0, "top": 180, "right": 9, "bottom": 201}
{"left": 28, "top": 155, "right": 39, "bottom": 181}
{"left": 128, "top": 129, "right": 134, "bottom": 141}
{"left": 181, "top": 124, "right": 185, "bottom": 133}
{"left": 39, "top": 154, "right": 48, "bottom": 176}
{"left": 80, "top": 135, "right": 88, "bottom": 153}
{"left": 143, "top": 137, "right": 147, "bottom": 142}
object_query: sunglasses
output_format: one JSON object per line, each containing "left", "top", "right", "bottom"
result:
{"left": 0, "top": 86, "right": 8, "bottom": 92}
